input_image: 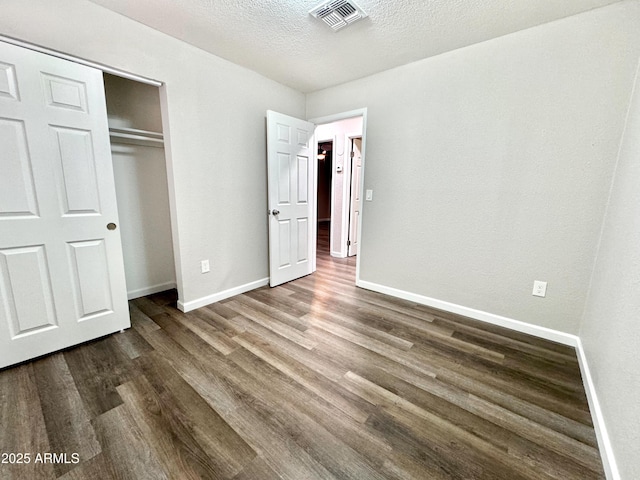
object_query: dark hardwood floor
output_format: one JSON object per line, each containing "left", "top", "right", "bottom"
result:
{"left": 0, "top": 222, "right": 604, "bottom": 479}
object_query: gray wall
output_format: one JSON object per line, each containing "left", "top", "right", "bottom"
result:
{"left": 580, "top": 59, "right": 640, "bottom": 480}
{"left": 306, "top": 1, "right": 640, "bottom": 334}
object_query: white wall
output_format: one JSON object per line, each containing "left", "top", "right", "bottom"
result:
{"left": 314, "top": 117, "right": 363, "bottom": 258}
{"left": 104, "top": 73, "right": 163, "bottom": 133}
{"left": 306, "top": 1, "right": 640, "bottom": 334}
{"left": 0, "top": 0, "right": 306, "bottom": 308}
{"left": 111, "top": 144, "right": 176, "bottom": 298}
{"left": 580, "top": 58, "right": 640, "bottom": 480}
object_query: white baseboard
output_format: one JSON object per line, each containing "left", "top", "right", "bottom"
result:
{"left": 355, "top": 279, "right": 618, "bottom": 479}
{"left": 575, "top": 339, "right": 620, "bottom": 480}
{"left": 127, "top": 282, "right": 176, "bottom": 300}
{"left": 177, "top": 277, "right": 269, "bottom": 313}
{"left": 356, "top": 279, "right": 578, "bottom": 346}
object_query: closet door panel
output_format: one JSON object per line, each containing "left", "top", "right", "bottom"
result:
{"left": 0, "top": 40, "right": 130, "bottom": 369}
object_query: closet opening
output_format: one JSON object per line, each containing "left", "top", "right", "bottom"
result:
{"left": 103, "top": 73, "right": 177, "bottom": 301}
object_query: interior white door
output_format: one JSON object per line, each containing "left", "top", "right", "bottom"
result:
{"left": 348, "top": 138, "right": 362, "bottom": 257}
{"left": 267, "top": 110, "right": 315, "bottom": 287}
{"left": 0, "top": 41, "right": 130, "bottom": 369}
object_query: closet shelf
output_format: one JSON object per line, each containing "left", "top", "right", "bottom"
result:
{"left": 109, "top": 127, "right": 164, "bottom": 148}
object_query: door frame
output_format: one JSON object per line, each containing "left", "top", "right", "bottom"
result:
{"left": 308, "top": 108, "right": 368, "bottom": 283}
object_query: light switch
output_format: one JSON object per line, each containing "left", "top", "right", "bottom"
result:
{"left": 365, "top": 189, "right": 373, "bottom": 201}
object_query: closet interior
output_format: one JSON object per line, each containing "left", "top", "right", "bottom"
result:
{"left": 103, "top": 73, "right": 176, "bottom": 300}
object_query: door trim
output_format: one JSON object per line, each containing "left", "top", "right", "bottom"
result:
{"left": 308, "top": 108, "right": 368, "bottom": 284}
{"left": 0, "top": 34, "right": 162, "bottom": 86}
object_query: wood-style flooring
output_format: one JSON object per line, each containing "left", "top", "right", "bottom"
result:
{"left": 0, "top": 222, "right": 604, "bottom": 479}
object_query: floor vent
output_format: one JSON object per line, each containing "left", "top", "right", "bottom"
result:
{"left": 310, "top": 0, "right": 368, "bottom": 31}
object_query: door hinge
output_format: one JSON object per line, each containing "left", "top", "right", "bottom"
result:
{"left": 350, "top": 151, "right": 355, "bottom": 158}
{"left": 347, "top": 240, "right": 351, "bottom": 246}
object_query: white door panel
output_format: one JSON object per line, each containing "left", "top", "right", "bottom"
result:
{"left": 0, "top": 41, "right": 129, "bottom": 369}
{"left": 348, "top": 138, "right": 362, "bottom": 257}
{"left": 267, "top": 111, "right": 315, "bottom": 287}
{"left": 0, "top": 118, "right": 39, "bottom": 217}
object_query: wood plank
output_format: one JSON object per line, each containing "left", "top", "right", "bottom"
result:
{"left": 232, "top": 333, "right": 370, "bottom": 423}
{"left": 140, "top": 329, "right": 339, "bottom": 480}
{"left": 408, "top": 341, "right": 593, "bottom": 423}
{"left": 0, "top": 364, "right": 54, "bottom": 480}
{"left": 343, "top": 371, "right": 554, "bottom": 480}
{"left": 63, "top": 336, "right": 138, "bottom": 419}
{"left": 224, "top": 299, "right": 317, "bottom": 349}
{"left": 91, "top": 404, "right": 169, "bottom": 479}
{"left": 305, "top": 308, "right": 415, "bottom": 350}
{"left": 231, "top": 456, "right": 281, "bottom": 480}
{"left": 132, "top": 296, "right": 165, "bottom": 317}
{"left": 135, "top": 351, "right": 256, "bottom": 477}
{"left": 112, "top": 325, "right": 154, "bottom": 359}
{"left": 224, "top": 348, "right": 386, "bottom": 480}
{"left": 116, "top": 375, "right": 228, "bottom": 479}
{"left": 359, "top": 364, "right": 602, "bottom": 478}
{"left": 164, "top": 308, "right": 239, "bottom": 355}
{"left": 56, "top": 454, "right": 113, "bottom": 480}
{"left": 192, "top": 306, "right": 247, "bottom": 336}
{"left": 32, "top": 353, "right": 101, "bottom": 477}
{"left": 129, "top": 302, "right": 161, "bottom": 336}
{"left": 306, "top": 318, "right": 437, "bottom": 378}
{"left": 234, "top": 324, "right": 347, "bottom": 382}
{"left": 233, "top": 293, "right": 310, "bottom": 331}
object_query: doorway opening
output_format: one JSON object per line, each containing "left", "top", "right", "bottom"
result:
{"left": 317, "top": 141, "right": 333, "bottom": 256}
{"left": 312, "top": 113, "right": 365, "bottom": 282}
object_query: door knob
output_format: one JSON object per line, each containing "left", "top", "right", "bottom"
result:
{"left": 271, "top": 209, "right": 280, "bottom": 216}
{"left": 107, "top": 222, "right": 117, "bottom": 230}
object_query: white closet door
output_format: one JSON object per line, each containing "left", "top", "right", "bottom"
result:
{"left": 0, "top": 41, "right": 130, "bottom": 369}
{"left": 267, "top": 110, "right": 315, "bottom": 287}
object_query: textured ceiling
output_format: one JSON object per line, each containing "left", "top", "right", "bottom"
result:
{"left": 87, "top": 0, "right": 622, "bottom": 92}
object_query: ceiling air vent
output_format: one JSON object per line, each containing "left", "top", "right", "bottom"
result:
{"left": 310, "top": 0, "right": 368, "bottom": 31}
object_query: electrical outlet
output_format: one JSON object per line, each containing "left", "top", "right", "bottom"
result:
{"left": 365, "top": 189, "right": 373, "bottom": 201}
{"left": 532, "top": 280, "right": 547, "bottom": 297}
{"left": 201, "top": 259, "right": 210, "bottom": 274}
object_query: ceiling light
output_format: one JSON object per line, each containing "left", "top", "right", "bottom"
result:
{"left": 310, "top": 0, "right": 368, "bottom": 31}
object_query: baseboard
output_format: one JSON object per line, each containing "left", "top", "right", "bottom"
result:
{"left": 177, "top": 277, "right": 269, "bottom": 312}
{"left": 127, "top": 282, "right": 176, "bottom": 300}
{"left": 356, "top": 279, "right": 578, "bottom": 346}
{"left": 356, "top": 279, "right": 618, "bottom": 478}
{"left": 575, "top": 339, "right": 620, "bottom": 480}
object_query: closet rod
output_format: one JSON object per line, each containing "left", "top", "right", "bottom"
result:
{"left": 0, "top": 35, "right": 163, "bottom": 87}
{"left": 109, "top": 127, "right": 164, "bottom": 148}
